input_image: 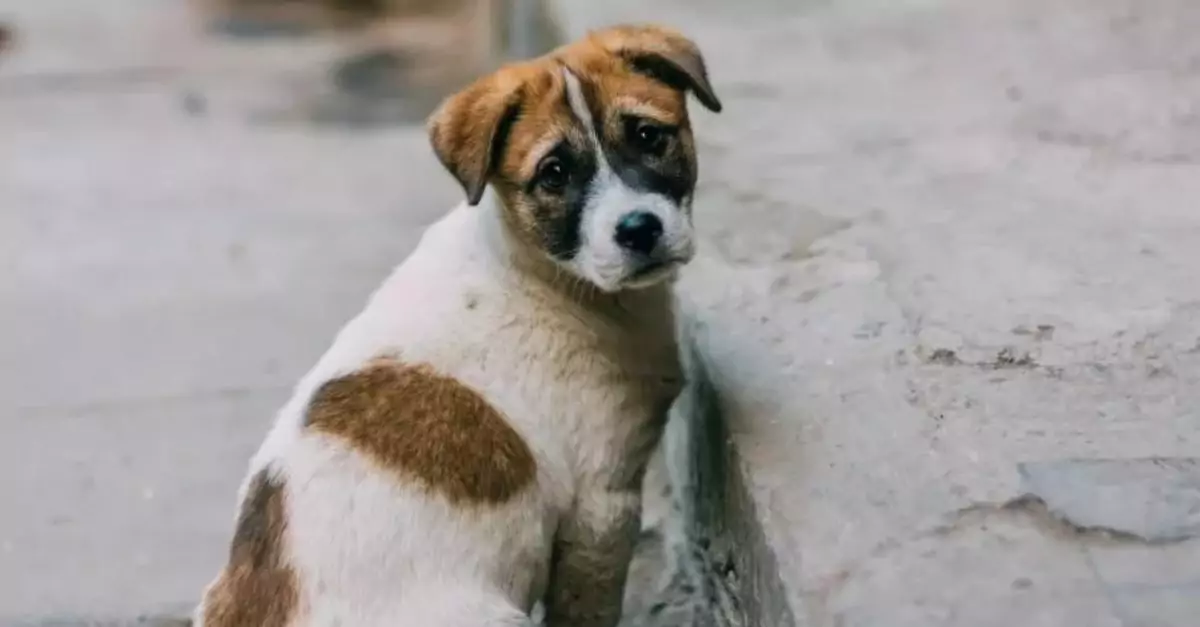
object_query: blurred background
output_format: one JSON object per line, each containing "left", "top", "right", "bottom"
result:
{"left": 2, "top": 0, "right": 1199, "bottom": 626}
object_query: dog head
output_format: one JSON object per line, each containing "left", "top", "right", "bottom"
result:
{"left": 429, "top": 24, "right": 721, "bottom": 292}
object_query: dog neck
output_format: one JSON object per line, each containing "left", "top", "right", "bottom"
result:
{"left": 475, "top": 188, "right": 677, "bottom": 325}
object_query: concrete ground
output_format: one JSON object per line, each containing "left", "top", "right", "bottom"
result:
{"left": 4, "top": 0, "right": 1200, "bottom": 626}
{"left": 0, "top": 0, "right": 457, "bottom": 620}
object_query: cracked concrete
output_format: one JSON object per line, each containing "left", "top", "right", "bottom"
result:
{"left": 1017, "top": 458, "right": 1200, "bottom": 544}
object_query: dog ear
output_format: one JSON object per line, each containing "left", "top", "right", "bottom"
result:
{"left": 428, "top": 74, "right": 523, "bottom": 206}
{"left": 590, "top": 24, "right": 722, "bottom": 113}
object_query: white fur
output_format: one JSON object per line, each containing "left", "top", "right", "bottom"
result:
{"left": 195, "top": 186, "right": 684, "bottom": 626}
{"left": 561, "top": 68, "right": 696, "bottom": 292}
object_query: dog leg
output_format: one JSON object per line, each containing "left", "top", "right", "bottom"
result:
{"left": 543, "top": 489, "right": 642, "bottom": 627}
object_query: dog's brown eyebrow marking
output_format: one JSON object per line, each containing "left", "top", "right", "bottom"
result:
{"left": 201, "top": 469, "right": 300, "bottom": 627}
{"left": 305, "top": 359, "right": 537, "bottom": 504}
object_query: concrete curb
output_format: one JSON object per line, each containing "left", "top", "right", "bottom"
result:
{"left": 669, "top": 335, "right": 794, "bottom": 627}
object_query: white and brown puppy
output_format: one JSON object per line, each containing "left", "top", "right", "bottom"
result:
{"left": 195, "top": 23, "right": 721, "bottom": 627}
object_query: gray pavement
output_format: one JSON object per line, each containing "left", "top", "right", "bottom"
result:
{"left": 1, "top": 1, "right": 458, "bottom": 619}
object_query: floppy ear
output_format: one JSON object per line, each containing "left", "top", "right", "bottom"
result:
{"left": 590, "top": 24, "right": 722, "bottom": 113}
{"left": 427, "top": 74, "right": 523, "bottom": 206}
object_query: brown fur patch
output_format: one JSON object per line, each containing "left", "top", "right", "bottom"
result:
{"left": 201, "top": 470, "right": 300, "bottom": 627}
{"left": 427, "top": 61, "right": 556, "bottom": 205}
{"left": 557, "top": 33, "right": 694, "bottom": 122}
{"left": 572, "top": 24, "right": 722, "bottom": 113}
{"left": 305, "top": 360, "right": 537, "bottom": 504}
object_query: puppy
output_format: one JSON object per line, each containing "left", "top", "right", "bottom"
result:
{"left": 194, "top": 23, "right": 721, "bottom": 627}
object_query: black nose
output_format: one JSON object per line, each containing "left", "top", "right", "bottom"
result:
{"left": 614, "top": 211, "right": 664, "bottom": 255}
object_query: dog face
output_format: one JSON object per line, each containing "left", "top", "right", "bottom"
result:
{"left": 429, "top": 24, "right": 722, "bottom": 292}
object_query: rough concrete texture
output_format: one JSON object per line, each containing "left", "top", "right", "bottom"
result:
{"left": 554, "top": 0, "right": 1200, "bottom": 625}
{"left": 0, "top": 1, "right": 695, "bottom": 625}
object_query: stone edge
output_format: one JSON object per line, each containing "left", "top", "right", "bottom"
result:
{"left": 668, "top": 329, "right": 797, "bottom": 627}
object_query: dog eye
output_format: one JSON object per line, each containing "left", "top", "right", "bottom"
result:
{"left": 627, "top": 118, "right": 672, "bottom": 156}
{"left": 536, "top": 158, "right": 569, "bottom": 192}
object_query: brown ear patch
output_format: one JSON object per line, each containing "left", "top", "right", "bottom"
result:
{"left": 305, "top": 359, "right": 537, "bottom": 504}
{"left": 427, "top": 71, "right": 526, "bottom": 205}
{"left": 200, "top": 469, "right": 300, "bottom": 627}
{"left": 581, "top": 24, "right": 722, "bottom": 113}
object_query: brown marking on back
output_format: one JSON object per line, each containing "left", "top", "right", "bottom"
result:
{"left": 201, "top": 470, "right": 300, "bottom": 627}
{"left": 305, "top": 360, "right": 537, "bottom": 504}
